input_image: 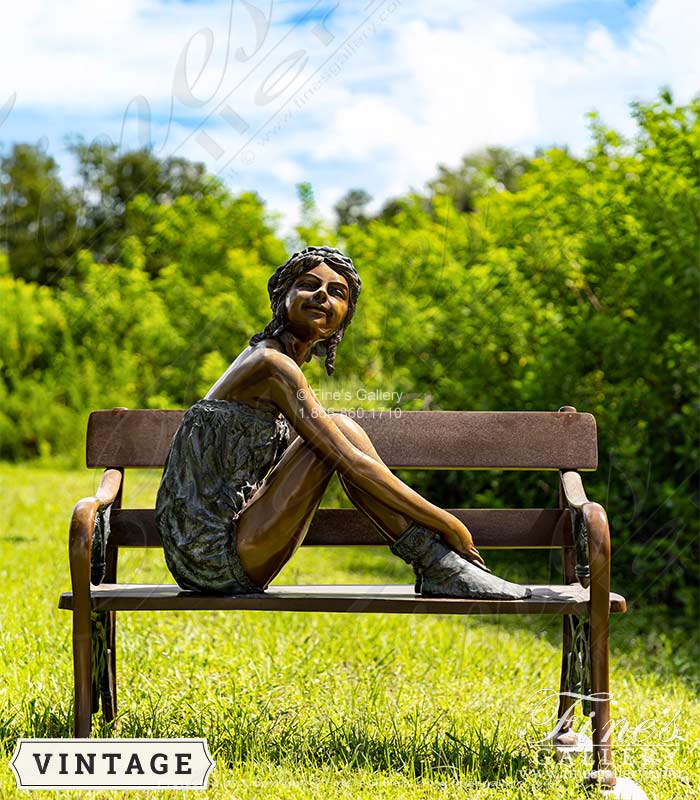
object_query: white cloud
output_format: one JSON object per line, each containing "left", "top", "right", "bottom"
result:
{"left": 2, "top": 0, "right": 180, "bottom": 110}
{"left": 1, "top": 0, "right": 698, "bottom": 232}
{"left": 245, "top": 0, "right": 700, "bottom": 223}
{"left": 635, "top": 0, "right": 700, "bottom": 97}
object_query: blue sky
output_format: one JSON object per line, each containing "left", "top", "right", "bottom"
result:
{"left": 1, "top": 0, "right": 698, "bottom": 230}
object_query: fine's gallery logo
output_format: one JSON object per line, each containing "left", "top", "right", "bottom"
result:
{"left": 10, "top": 739, "right": 214, "bottom": 790}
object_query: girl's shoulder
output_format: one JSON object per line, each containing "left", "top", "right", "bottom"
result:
{"left": 247, "top": 345, "right": 302, "bottom": 381}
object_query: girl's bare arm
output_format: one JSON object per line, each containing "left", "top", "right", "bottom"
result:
{"left": 262, "top": 350, "right": 484, "bottom": 565}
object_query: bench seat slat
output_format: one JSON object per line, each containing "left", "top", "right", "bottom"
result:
{"left": 86, "top": 409, "right": 597, "bottom": 469}
{"left": 109, "top": 508, "right": 573, "bottom": 549}
{"left": 59, "top": 583, "right": 626, "bottom": 615}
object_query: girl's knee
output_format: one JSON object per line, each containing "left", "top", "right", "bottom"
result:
{"left": 329, "top": 412, "right": 365, "bottom": 439}
{"left": 330, "top": 414, "right": 377, "bottom": 457}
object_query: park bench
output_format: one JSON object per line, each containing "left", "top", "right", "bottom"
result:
{"left": 59, "top": 405, "right": 626, "bottom": 787}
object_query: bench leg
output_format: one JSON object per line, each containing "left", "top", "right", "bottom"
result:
{"left": 75, "top": 609, "right": 114, "bottom": 736}
{"left": 555, "top": 614, "right": 577, "bottom": 735}
{"left": 72, "top": 612, "right": 92, "bottom": 737}
{"left": 587, "top": 607, "right": 615, "bottom": 786}
{"left": 554, "top": 541, "right": 579, "bottom": 742}
{"left": 101, "top": 546, "right": 118, "bottom": 725}
{"left": 102, "top": 610, "right": 117, "bottom": 724}
{"left": 585, "top": 503, "right": 615, "bottom": 788}
{"left": 549, "top": 614, "right": 594, "bottom": 759}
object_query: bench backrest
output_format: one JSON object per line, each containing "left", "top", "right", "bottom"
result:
{"left": 89, "top": 408, "right": 596, "bottom": 551}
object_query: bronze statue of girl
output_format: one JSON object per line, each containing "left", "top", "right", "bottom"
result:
{"left": 156, "top": 246, "right": 530, "bottom": 599}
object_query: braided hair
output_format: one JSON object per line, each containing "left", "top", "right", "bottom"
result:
{"left": 249, "top": 246, "right": 361, "bottom": 375}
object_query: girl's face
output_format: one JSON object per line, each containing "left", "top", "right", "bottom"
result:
{"left": 284, "top": 262, "right": 350, "bottom": 341}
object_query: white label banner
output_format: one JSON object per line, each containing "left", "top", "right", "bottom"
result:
{"left": 10, "top": 738, "right": 215, "bottom": 790}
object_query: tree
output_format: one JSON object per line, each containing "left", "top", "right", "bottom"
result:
{"left": 294, "top": 181, "right": 334, "bottom": 246}
{"left": 66, "top": 137, "right": 213, "bottom": 263}
{"left": 334, "top": 188, "right": 372, "bottom": 228}
{"left": 0, "top": 143, "right": 82, "bottom": 284}
{"left": 426, "top": 146, "right": 529, "bottom": 212}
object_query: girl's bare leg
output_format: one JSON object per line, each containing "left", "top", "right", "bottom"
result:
{"left": 236, "top": 413, "right": 415, "bottom": 588}
{"left": 329, "top": 414, "right": 412, "bottom": 541}
{"left": 234, "top": 435, "right": 336, "bottom": 588}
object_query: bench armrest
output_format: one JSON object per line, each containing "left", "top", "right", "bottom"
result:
{"left": 561, "top": 470, "right": 590, "bottom": 511}
{"left": 69, "top": 469, "right": 122, "bottom": 601}
{"left": 560, "top": 471, "right": 611, "bottom": 597}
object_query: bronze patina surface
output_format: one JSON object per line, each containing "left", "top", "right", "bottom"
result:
{"left": 156, "top": 245, "right": 530, "bottom": 598}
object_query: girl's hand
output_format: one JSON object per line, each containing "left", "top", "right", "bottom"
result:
{"left": 441, "top": 522, "right": 491, "bottom": 573}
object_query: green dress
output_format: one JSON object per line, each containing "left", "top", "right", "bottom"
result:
{"left": 155, "top": 397, "right": 292, "bottom": 594}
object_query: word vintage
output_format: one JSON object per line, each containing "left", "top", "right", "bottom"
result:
{"left": 10, "top": 739, "right": 214, "bottom": 790}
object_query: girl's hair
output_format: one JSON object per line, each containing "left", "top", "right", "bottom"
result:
{"left": 249, "top": 246, "right": 361, "bottom": 375}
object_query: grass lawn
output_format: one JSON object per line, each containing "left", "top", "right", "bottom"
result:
{"left": 1, "top": 463, "right": 698, "bottom": 799}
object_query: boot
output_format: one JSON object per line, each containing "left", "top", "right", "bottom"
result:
{"left": 390, "top": 522, "right": 532, "bottom": 600}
